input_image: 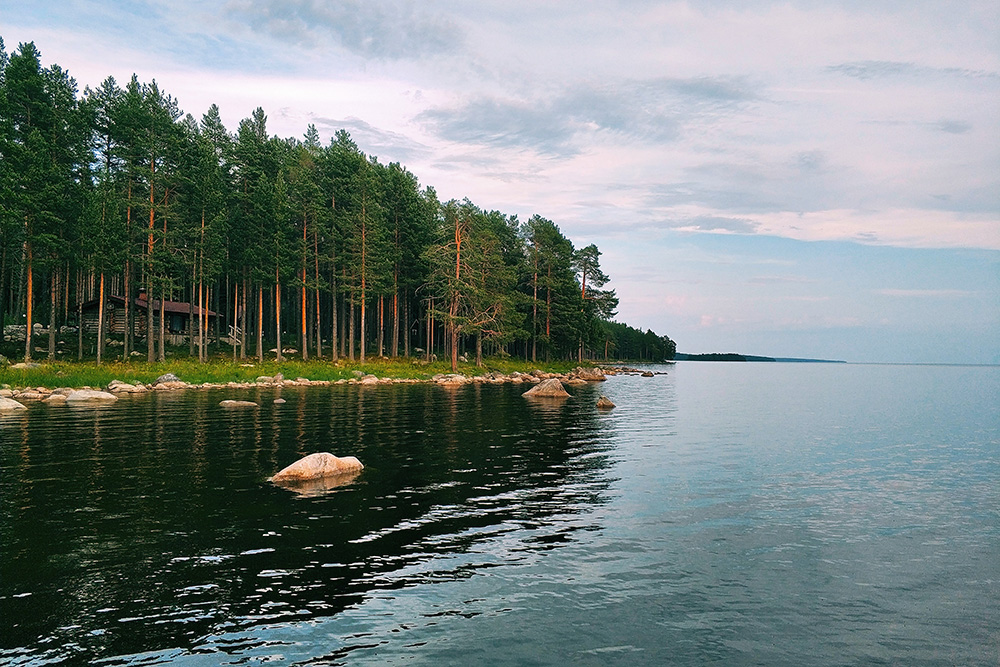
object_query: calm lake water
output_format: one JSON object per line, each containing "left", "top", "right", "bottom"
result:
{"left": 1, "top": 363, "right": 998, "bottom": 665}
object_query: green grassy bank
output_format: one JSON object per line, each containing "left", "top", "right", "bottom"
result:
{"left": 0, "top": 356, "right": 587, "bottom": 390}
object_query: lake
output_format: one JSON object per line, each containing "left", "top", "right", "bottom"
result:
{"left": 1, "top": 363, "right": 997, "bottom": 665}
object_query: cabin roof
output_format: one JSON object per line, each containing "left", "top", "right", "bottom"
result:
{"left": 80, "top": 295, "right": 219, "bottom": 317}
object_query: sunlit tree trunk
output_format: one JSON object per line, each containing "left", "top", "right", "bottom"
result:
{"left": 301, "top": 214, "right": 308, "bottom": 361}
{"left": 256, "top": 285, "right": 264, "bottom": 362}
{"left": 97, "top": 272, "right": 105, "bottom": 364}
{"left": 314, "top": 231, "right": 322, "bottom": 359}
{"left": 48, "top": 272, "right": 58, "bottom": 360}
{"left": 348, "top": 289, "right": 355, "bottom": 361}
{"left": 24, "top": 241, "right": 33, "bottom": 363}
{"left": 275, "top": 270, "right": 283, "bottom": 362}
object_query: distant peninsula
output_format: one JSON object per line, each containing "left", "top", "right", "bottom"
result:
{"left": 675, "top": 353, "right": 846, "bottom": 363}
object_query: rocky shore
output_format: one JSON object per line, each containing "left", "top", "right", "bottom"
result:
{"left": 0, "top": 365, "right": 655, "bottom": 410}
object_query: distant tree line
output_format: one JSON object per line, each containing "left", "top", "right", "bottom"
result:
{"left": 0, "top": 39, "right": 675, "bottom": 369}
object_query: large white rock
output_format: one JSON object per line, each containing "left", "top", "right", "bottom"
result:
{"left": 65, "top": 389, "right": 118, "bottom": 403}
{"left": 0, "top": 396, "right": 27, "bottom": 411}
{"left": 522, "top": 378, "right": 570, "bottom": 398}
{"left": 270, "top": 452, "right": 364, "bottom": 482}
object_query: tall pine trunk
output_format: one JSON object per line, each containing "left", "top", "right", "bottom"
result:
{"left": 348, "top": 290, "right": 355, "bottom": 361}
{"left": 96, "top": 272, "right": 105, "bottom": 364}
{"left": 314, "top": 231, "right": 322, "bottom": 359}
{"left": 23, "top": 241, "right": 32, "bottom": 363}
{"left": 275, "top": 270, "right": 283, "bottom": 362}
{"left": 48, "top": 272, "right": 57, "bottom": 360}
{"left": 378, "top": 295, "right": 384, "bottom": 358}
{"left": 256, "top": 285, "right": 264, "bottom": 362}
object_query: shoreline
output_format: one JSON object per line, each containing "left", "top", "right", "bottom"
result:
{"left": 0, "top": 361, "right": 658, "bottom": 408}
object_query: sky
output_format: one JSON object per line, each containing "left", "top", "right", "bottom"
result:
{"left": 2, "top": 0, "right": 998, "bottom": 363}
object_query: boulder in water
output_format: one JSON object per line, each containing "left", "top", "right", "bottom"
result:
{"left": 270, "top": 452, "right": 364, "bottom": 482}
{"left": 220, "top": 399, "right": 258, "bottom": 408}
{"left": 596, "top": 395, "right": 616, "bottom": 409}
{"left": 523, "top": 378, "right": 570, "bottom": 398}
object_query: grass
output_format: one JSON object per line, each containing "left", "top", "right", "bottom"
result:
{"left": 0, "top": 353, "right": 587, "bottom": 390}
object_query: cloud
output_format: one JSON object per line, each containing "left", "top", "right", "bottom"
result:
{"left": 875, "top": 289, "right": 976, "bottom": 298}
{"left": 419, "top": 98, "right": 577, "bottom": 155}
{"left": 748, "top": 275, "right": 818, "bottom": 285}
{"left": 676, "top": 216, "right": 761, "bottom": 234}
{"left": 308, "top": 115, "right": 429, "bottom": 161}
{"left": 827, "top": 60, "right": 1000, "bottom": 81}
{"left": 222, "top": 0, "right": 462, "bottom": 60}
{"left": 418, "top": 75, "right": 758, "bottom": 156}
{"left": 932, "top": 119, "right": 972, "bottom": 134}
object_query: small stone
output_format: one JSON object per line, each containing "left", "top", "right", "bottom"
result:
{"left": 274, "top": 398, "right": 286, "bottom": 404}
{"left": 154, "top": 373, "right": 181, "bottom": 385}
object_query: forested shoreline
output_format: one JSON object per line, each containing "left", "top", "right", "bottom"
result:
{"left": 0, "top": 38, "right": 675, "bottom": 370}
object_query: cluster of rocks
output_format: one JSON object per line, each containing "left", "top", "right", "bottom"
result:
{"left": 0, "top": 386, "right": 120, "bottom": 409}
{"left": 1, "top": 365, "right": 628, "bottom": 412}
{"left": 607, "top": 365, "right": 668, "bottom": 377}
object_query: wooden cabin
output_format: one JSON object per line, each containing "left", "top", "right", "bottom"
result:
{"left": 80, "top": 294, "right": 219, "bottom": 344}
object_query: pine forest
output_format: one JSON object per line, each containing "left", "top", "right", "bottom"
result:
{"left": 0, "top": 39, "right": 676, "bottom": 370}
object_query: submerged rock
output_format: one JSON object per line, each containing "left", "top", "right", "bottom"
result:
{"left": 273, "top": 398, "right": 286, "bottom": 404}
{"left": 65, "top": 389, "right": 118, "bottom": 403}
{"left": 523, "top": 378, "right": 570, "bottom": 398}
{"left": 0, "top": 396, "right": 27, "bottom": 411}
{"left": 641, "top": 371, "right": 654, "bottom": 377}
{"left": 270, "top": 452, "right": 364, "bottom": 482}
{"left": 220, "top": 399, "right": 258, "bottom": 408}
{"left": 596, "top": 395, "right": 616, "bottom": 409}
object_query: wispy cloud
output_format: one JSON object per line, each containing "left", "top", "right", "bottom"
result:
{"left": 308, "top": 115, "right": 430, "bottom": 162}
{"left": 827, "top": 60, "right": 1000, "bottom": 81}
{"left": 221, "top": 0, "right": 462, "bottom": 60}
{"left": 418, "top": 76, "right": 759, "bottom": 156}
{"left": 875, "top": 289, "right": 977, "bottom": 298}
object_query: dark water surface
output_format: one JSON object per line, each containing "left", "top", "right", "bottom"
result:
{"left": 1, "top": 364, "right": 997, "bottom": 665}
